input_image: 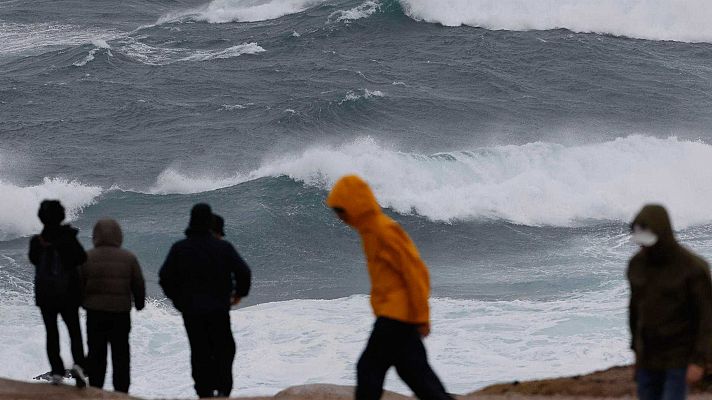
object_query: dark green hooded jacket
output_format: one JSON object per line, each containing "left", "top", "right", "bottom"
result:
{"left": 628, "top": 205, "right": 712, "bottom": 369}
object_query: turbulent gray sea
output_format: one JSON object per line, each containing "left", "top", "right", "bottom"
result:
{"left": 1, "top": 0, "right": 712, "bottom": 397}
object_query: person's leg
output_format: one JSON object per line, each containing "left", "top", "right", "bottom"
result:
{"left": 109, "top": 312, "right": 131, "bottom": 393}
{"left": 40, "top": 307, "right": 65, "bottom": 376}
{"left": 184, "top": 314, "right": 216, "bottom": 398}
{"left": 355, "top": 318, "right": 396, "bottom": 400}
{"left": 392, "top": 322, "right": 453, "bottom": 400}
{"left": 86, "top": 310, "right": 108, "bottom": 389}
{"left": 661, "top": 368, "right": 688, "bottom": 400}
{"left": 209, "top": 312, "right": 235, "bottom": 397}
{"left": 636, "top": 368, "right": 665, "bottom": 400}
{"left": 60, "top": 306, "right": 86, "bottom": 368}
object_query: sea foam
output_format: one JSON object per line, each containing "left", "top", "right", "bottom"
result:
{"left": 0, "top": 286, "right": 630, "bottom": 398}
{"left": 0, "top": 22, "right": 119, "bottom": 56}
{"left": 399, "top": 0, "right": 712, "bottom": 43}
{"left": 118, "top": 39, "right": 265, "bottom": 65}
{"left": 157, "top": 0, "right": 328, "bottom": 24}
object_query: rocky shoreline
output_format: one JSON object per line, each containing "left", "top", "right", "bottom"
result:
{"left": 2, "top": 366, "right": 712, "bottom": 400}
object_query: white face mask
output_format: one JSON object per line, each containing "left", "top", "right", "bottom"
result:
{"left": 631, "top": 226, "right": 658, "bottom": 247}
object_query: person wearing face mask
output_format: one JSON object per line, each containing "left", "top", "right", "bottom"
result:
{"left": 628, "top": 205, "right": 712, "bottom": 400}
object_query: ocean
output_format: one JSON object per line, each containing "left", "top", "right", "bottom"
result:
{"left": 1, "top": 0, "right": 712, "bottom": 397}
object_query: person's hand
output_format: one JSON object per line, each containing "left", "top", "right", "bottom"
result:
{"left": 632, "top": 363, "right": 638, "bottom": 382}
{"left": 230, "top": 296, "right": 242, "bottom": 307}
{"left": 417, "top": 323, "right": 430, "bottom": 338}
{"left": 686, "top": 364, "right": 705, "bottom": 385}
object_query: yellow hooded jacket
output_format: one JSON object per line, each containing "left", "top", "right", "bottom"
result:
{"left": 327, "top": 175, "right": 430, "bottom": 325}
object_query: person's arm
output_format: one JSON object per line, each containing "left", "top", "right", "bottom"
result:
{"left": 131, "top": 255, "right": 146, "bottom": 311}
{"left": 28, "top": 235, "right": 41, "bottom": 266}
{"left": 627, "top": 265, "right": 638, "bottom": 352}
{"left": 228, "top": 244, "right": 252, "bottom": 300}
{"left": 379, "top": 226, "right": 430, "bottom": 326}
{"left": 689, "top": 262, "right": 712, "bottom": 367}
{"left": 67, "top": 230, "right": 87, "bottom": 267}
{"left": 159, "top": 245, "right": 180, "bottom": 305}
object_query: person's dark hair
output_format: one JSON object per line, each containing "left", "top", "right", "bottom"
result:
{"left": 188, "top": 203, "right": 213, "bottom": 233}
{"left": 38, "top": 200, "right": 65, "bottom": 226}
{"left": 211, "top": 214, "right": 225, "bottom": 237}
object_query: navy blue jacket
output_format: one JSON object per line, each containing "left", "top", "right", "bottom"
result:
{"left": 159, "top": 230, "right": 252, "bottom": 314}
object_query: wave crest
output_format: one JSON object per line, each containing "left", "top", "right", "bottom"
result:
{"left": 0, "top": 178, "right": 103, "bottom": 240}
{"left": 255, "top": 135, "right": 712, "bottom": 227}
{"left": 158, "top": 0, "right": 328, "bottom": 24}
{"left": 399, "top": 0, "right": 712, "bottom": 43}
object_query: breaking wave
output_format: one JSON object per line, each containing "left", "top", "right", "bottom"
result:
{"left": 150, "top": 135, "right": 712, "bottom": 228}
{"left": 0, "top": 178, "right": 103, "bottom": 241}
{"left": 157, "top": 0, "right": 328, "bottom": 24}
{"left": 399, "top": 0, "right": 712, "bottom": 43}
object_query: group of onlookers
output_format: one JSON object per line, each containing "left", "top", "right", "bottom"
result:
{"left": 28, "top": 175, "right": 712, "bottom": 400}
{"left": 28, "top": 200, "right": 250, "bottom": 398}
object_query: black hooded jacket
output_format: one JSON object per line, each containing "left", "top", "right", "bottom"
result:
{"left": 628, "top": 205, "right": 712, "bottom": 369}
{"left": 28, "top": 225, "right": 87, "bottom": 307}
{"left": 159, "top": 228, "right": 252, "bottom": 315}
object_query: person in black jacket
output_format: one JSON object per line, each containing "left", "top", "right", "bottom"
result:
{"left": 159, "top": 204, "right": 252, "bottom": 398}
{"left": 28, "top": 200, "right": 89, "bottom": 387}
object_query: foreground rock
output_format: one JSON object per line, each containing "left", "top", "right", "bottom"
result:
{"left": 3, "top": 366, "right": 712, "bottom": 399}
{"left": 474, "top": 366, "right": 712, "bottom": 398}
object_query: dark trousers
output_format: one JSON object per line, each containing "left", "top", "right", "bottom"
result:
{"left": 356, "top": 317, "right": 453, "bottom": 400}
{"left": 636, "top": 368, "right": 688, "bottom": 400}
{"left": 183, "top": 312, "right": 236, "bottom": 398}
{"left": 40, "top": 306, "right": 85, "bottom": 376}
{"left": 86, "top": 310, "right": 131, "bottom": 393}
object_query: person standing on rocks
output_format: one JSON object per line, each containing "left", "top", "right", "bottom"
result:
{"left": 326, "top": 175, "right": 454, "bottom": 400}
{"left": 159, "top": 204, "right": 252, "bottom": 398}
{"left": 628, "top": 204, "right": 712, "bottom": 400}
{"left": 28, "top": 200, "right": 89, "bottom": 387}
{"left": 80, "top": 218, "right": 145, "bottom": 393}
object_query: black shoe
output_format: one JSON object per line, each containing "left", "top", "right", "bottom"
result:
{"left": 71, "top": 365, "right": 87, "bottom": 388}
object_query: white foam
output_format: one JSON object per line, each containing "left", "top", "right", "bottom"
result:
{"left": 148, "top": 168, "right": 248, "bottom": 195}
{"left": 329, "top": 1, "right": 381, "bottom": 23}
{"left": 0, "top": 22, "right": 119, "bottom": 56}
{"left": 183, "top": 43, "right": 266, "bottom": 61}
{"left": 399, "top": 0, "right": 712, "bottom": 43}
{"left": 158, "top": 0, "right": 328, "bottom": 24}
{"left": 0, "top": 178, "right": 103, "bottom": 241}
{"left": 254, "top": 135, "right": 712, "bottom": 228}
{"left": 0, "top": 285, "right": 630, "bottom": 398}
{"left": 338, "top": 89, "right": 386, "bottom": 104}
{"left": 72, "top": 39, "right": 113, "bottom": 67}
{"left": 147, "top": 135, "right": 712, "bottom": 228}
{"left": 117, "top": 39, "right": 264, "bottom": 65}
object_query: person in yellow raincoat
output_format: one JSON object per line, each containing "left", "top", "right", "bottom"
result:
{"left": 327, "top": 175, "right": 453, "bottom": 400}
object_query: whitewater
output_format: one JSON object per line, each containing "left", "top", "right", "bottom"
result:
{"left": 156, "top": 0, "right": 712, "bottom": 43}
{"left": 3, "top": 135, "right": 711, "bottom": 242}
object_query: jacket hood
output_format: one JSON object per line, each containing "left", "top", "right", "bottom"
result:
{"left": 93, "top": 218, "right": 123, "bottom": 247}
{"left": 326, "top": 175, "right": 381, "bottom": 229}
{"left": 632, "top": 204, "right": 676, "bottom": 248}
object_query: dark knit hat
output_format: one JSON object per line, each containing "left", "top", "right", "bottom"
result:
{"left": 38, "top": 200, "right": 65, "bottom": 226}
{"left": 188, "top": 203, "right": 213, "bottom": 232}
